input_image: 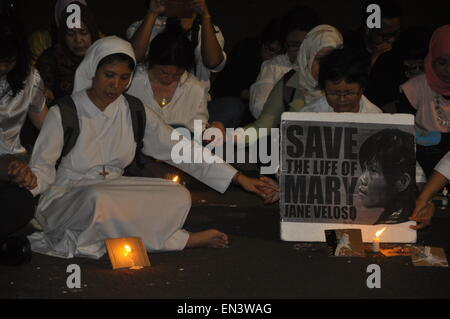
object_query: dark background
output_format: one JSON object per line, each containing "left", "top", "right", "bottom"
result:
{"left": 11, "top": 0, "right": 450, "bottom": 52}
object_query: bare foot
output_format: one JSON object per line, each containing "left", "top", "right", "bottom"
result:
{"left": 186, "top": 229, "right": 229, "bottom": 249}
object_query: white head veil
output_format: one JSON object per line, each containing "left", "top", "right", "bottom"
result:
{"left": 73, "top": 36, "right": 136, "bottom": 94}
{"left": 297, "top": 25, "right": 343, "bottom": 103}
{"left": 54, "top": 0, "right": 87, "bottom": 28}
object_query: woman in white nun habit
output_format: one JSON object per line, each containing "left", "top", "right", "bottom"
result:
{"left": 12, "top": 36, "right": 278, "bottom": 259}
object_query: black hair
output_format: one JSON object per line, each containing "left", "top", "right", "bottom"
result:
{"left": 280, "top": 5, "right": 321, "bottom": 44}
{"left": 318, "top": 48, "right": 370, "bottom": 89}
{"left": 260, "top": 18, "right": 283, "bottom": 47}
{"left": 359, "top": 128, "right": 416, "bottom": 223}
{"left": 359, "top": 129, "right": 415, "bottom": 184}
{"left": 58, "top": 2, "right": 100, "bottom": 47}
{"left": 146, "top": 24, "right": 195, "bottom": 71}
{"left": 97, "top": 53, "right": 136, "bottom": 72}
{"left": 0, "top": 15, "right": 31, "bottom": 97}
{"left": 362, "top": 0, "right": 402, "bottom": 24}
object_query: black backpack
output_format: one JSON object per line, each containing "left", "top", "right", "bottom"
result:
{"left": 56, "top": 93, "right": 146, "bottom": 176}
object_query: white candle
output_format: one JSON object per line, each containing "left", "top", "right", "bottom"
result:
{"left": 372, "top": 237, "right": 380, "bottom": 253}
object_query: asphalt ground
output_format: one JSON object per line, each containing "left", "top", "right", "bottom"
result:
{"left": 1, "top": 168, "right": 450, "bottom": 300}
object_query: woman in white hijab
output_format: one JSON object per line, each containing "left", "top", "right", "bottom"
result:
{"left": 238, "top": 25, "right": 343, "bottom": 144}
{"left": 11, "top": 36, "right": 277, "bottom": 259}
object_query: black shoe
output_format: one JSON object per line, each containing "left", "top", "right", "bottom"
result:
{"left": 0, "top": 236, "right": 32, "bottom": 266}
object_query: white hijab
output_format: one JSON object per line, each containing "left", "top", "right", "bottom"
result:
{"left": 297, "top": 25, "right": 343, "bottom": 103}
{"left": 73, "top": 36, "right": 136, "bottom": 94}
{"left": 54, "top": 0, "right": 88, "bottom": 28}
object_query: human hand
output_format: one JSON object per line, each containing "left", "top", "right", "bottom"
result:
{"left": 8, "top": 160, "right": 37, "bottom": 190}
{"left": 44, "top": 88, "right": 55, "bottom": 103}
{"left": 259, "top": 176, "right": 280, "bottom": 204}
{"left": 409, "top": 200, "right": 435, "bottom": 230}
{"left": 148, "top": 0, "right": 166, "bottom": 15}
{"left": 234, "top": 173, "right": 280, "bottom": 204}
{"left": 371, "top": 42, "right": 392, "bottom": 64}
{"left": 189, "top": 0, "right": 209, "bottom": 17}
{"left": 208, "top": 121, "right": 226, "bottom": 144}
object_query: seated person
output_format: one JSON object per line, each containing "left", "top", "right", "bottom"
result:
{"left": 35, "top": 2, "right": 100, "bottom": 104}
{"left": 260, "top": 49, "right": 426, "bottom": 206}
{"left": 210, "top": 17, "right": 284, "bottom": 126}
{"left": 127, "top": 0, "right": 225, "bottom": 96}
{"left": 0, "top": 16, "right": 48, "bottom": 265}
{"left": 301, "top": 48, "right": 382, "bottom": 114}
{"left": 410, "top": 151, "right": 450, "bottom": 230}
{"left": 249, "top": 5, "right": 320, "bottom": 118}
{"left": 236, "top": 25, "right": 343, "bottom": 145}
{"left": 363, "top": 27, "right": 432, "bottom": 110}
{"left": 28, "top": 0, "right": 88, "bottom": 65}
{"left": 345, "top": 0, "right": 402, "bottom": 66}
{"left": 127, "top": 25, "right": 224, "bottom": 138}
{"left": 10, "top": 36, "right": 278, "bottom": 259}
{"left": 398, "top": 25, "right": 450, "bottom": 178}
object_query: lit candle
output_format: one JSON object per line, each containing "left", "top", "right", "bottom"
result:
{"left": 172, "top": 175, "right": 180, "bottom": 183}
{"left": 372, "top": 227, "right": 386, "bottom": 253}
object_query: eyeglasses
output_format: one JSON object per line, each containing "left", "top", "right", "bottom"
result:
{"left": 325, "top": 90, "right": 361, "bottom": 99}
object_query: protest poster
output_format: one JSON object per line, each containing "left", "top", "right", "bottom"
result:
{"left": 280, "top": 113, "right": 417, "bottom": 243}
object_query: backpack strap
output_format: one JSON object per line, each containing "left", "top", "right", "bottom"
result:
{"left": 282, "top": 69, "right": 297, "bottom": 111}
{"left": 123, "top": 93, "right": 146, "bottom": 149}
{"left": 123, "top": 93, "right": 146, "bottom": 173}
{"left": 56, "top": 96, "right": 80, "bottom": 160}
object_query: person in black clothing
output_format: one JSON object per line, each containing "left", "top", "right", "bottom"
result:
{"left": 344, "top": 0, "right": 402, "bottom": 112}
{"left": 364, "top": 27, "right": 432, "bottom": 110}
{"left": 210, "top": 18, "right": 283, "bottom": 125}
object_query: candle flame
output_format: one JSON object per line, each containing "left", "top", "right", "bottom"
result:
{"left": 172, "top": 175, "right": 179, "bottom": 183}
{"left": 375, "top": 227, "right": 386, "bottom": 238}
{"left": 123, "top": 244, "right": 132, "bottom": 257}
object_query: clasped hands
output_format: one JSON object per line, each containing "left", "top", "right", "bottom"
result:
{"left": 8, "top": 160, "right": 37, "bottom": 190}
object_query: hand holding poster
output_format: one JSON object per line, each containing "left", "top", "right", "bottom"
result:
{"left": 280, "top": 113, "right": 417, "bottom": 243}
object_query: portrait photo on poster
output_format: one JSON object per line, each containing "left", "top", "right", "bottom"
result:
{"left": 280, "top": 116, "right": 416, "bottom": 227}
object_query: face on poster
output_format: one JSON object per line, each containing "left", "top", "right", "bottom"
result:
{"left": 280, "top": 121, "right": 416, "bottom": 226}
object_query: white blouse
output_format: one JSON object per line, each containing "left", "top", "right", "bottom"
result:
{"left": 435, "top": 151, "right": 450, "bottom": 180}
{"left": 0, "top": 68, "right": 46, "bottom": 156}
{"left": 127, "top": 66, "right": 209, "bottom": 132}
{"left": 127, "top": 17, "right": 227, "bottom": 96}
{"left": 30, "top": 90, "right": 236, "bottom": 197}
{"left": 249, "top": 54, "right": 296, "bottom": 118}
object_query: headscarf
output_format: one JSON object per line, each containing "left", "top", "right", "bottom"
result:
{"left": 424, "top": 24, "right": 450, "bottom": 95}
{"left": 58, "top": 2, "right": 99, "bottom": 45}
{"left": 297, "top": 25, "right": 343, "bottom": 102}
{"left": 73, "top": 36, "right": 136, "bottom": 93}
{"left": 54, "top": 0, "right": 87, "bottom": 28}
